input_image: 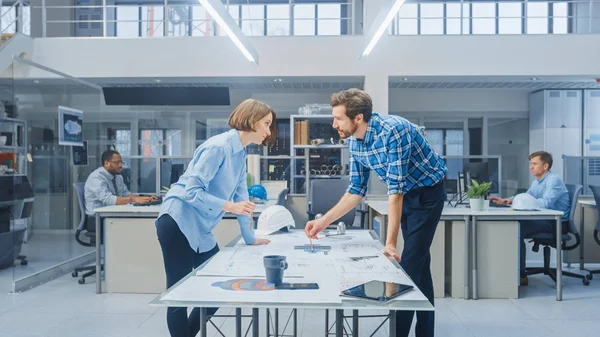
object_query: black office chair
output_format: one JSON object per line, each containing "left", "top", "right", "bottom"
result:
{"left": 584, "top": 185, "right": 600, "bottom": 279}
{"left": 307, "top": 178, "right": 358, "bottom": 227}
{"left": 72, "top": 182, "right": 101, "bottom": 285}
{"left": 526, "top": 184, "right": 589, "bottom": 285}
{"left": 276, "top": 188, "right": 290, "bottom": 206}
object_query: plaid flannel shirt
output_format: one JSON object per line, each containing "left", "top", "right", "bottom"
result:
{"left": 346, "top": 113, "right": 447, "bottom": 196}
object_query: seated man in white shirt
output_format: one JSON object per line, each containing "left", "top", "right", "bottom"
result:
{"left": 84, "top": 150, "right": 155, "bottom": 217}
{"left": 489, "top": 151, "right": 569, "bottom": 286}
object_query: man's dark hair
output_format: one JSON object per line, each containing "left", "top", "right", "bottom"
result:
{"left": 330, "top": 88, "right": 373, "bottom": 122}
{"left": 529, "top": 151, "right": 553, "bottom": 170}
{"left": 101, "top": 150, "right": 120, "bottom": 165}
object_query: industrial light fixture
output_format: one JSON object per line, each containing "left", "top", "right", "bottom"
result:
{"left": 198, "top": 0, "right": 259, "bottom": 64}
{"left": 361, "top": 0, "right": 407, "bottom": 58}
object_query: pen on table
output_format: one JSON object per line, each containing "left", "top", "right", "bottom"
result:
{"left": 309, "top": 237, "right": 313, "bottom": 252}
{"left": 349, "top": 255, "right": 378, "bottom": 261}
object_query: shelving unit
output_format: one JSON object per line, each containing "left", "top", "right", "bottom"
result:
{"left": 0, "top": 117, "right": 28, "bottom": 175}
{"left": 289, "top": 114, "right": 349, "bottom": 195}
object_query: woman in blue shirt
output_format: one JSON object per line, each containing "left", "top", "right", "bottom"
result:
{"left": 156, "top": 98, "right": 275, "bottom": 337}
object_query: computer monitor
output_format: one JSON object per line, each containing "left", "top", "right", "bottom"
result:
{"left": 170, "top": 164, "right": 185, "bottom": 185}
{"left": 72, "top": 141, "right": 88, "bottom": 166}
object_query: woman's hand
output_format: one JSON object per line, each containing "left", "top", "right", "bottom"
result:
{"left": 251, "top": 238, "right": 271, "bottom": 245}
{"left": 224, "top": 201, "right": 256, "bottom": 216}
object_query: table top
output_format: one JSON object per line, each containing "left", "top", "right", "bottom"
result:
{"left": 579, "top": 199, "right": 597, "bottom": 207}
{"left": 95, "top": 200, "right": 275, "bottom": 216}
{"left": 150, "top": 229, "right": 434, "bottom": 311}
{"left": 366, "top": 200, "right": 564, "bottom": 217}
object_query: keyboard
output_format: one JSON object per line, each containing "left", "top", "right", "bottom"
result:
{"left": 133, "top": 196, "right": 163, "bottom": 206}
{"left": 489, "top": 203, "right": 510, "bottom": 208}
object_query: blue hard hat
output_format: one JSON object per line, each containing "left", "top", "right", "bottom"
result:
{"left": 248, "top": 184, "right": 268, "bottom": 201}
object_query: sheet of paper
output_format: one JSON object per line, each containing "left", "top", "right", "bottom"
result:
{"left": 162, "top": 275, "right": 342, "bottom": 304}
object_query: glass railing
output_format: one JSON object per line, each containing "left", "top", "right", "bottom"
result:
{"left": 0, "top": 0, "right": 29, "bottom": 38}
{"left": 390, "top": 0, "right": 599, "bottom": 36}
{"left": 563, "top": 155, "right": 600, "bottom": 196}
{"left": 37, "top": 1, "right": 357, "bottom": 38}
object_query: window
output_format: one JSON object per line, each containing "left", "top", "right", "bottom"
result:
{"left": 499, "top": 2, "right": 522, "bottom": 34}
{"left": 425, "top": 128, "right": 464, "bottom": 180}
{"left": 527, "top": 2, "right": 549, "bottom": 34}
{"left": 267, "top": 4, "right": 289, "bottom": 36}
{"left": 552, "top": 2, "right": 568, "bottom": 34}
{"left": 115, "top": 130, "right": 132, "bottom": 157}
{"left": 241, "top": 5, "right": 264, "bottom": 36}
{"left": 395, "top": 3, "right": 418, "bottom": 35}
{"left": 117, "top": 6, "right": 139, "bottom": 37}
{"left": 472, "top": 3, "right": 496, "bottom": 34}
{"left": 317, "top": 4, "right": 341, "bottom": 35}
{"left": 141, "top": 6, "right": 164, "bottom": 37}
{"left": 420, "top": 3, "right": 444, "bottom": 35}
{"left": 445, "top": 3, "right": 463, "bottom": 35}
{"left": 139, "top": 129, "right": 182, "bottom": 156}
{"left": 294, "top": 4, "right": 315, "bottom": 35}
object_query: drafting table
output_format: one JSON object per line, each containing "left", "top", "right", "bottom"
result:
{"left": 151, "top": 229, "right": 433, "bottom": 337}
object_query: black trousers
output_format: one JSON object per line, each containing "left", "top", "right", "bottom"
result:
{"left": 156, "top": 214, "right": 220, "bottom": 337}
{"left": 395, "top": 181, "right": 446, "bottom": 337}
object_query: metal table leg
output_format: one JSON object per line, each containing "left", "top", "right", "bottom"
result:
{"left": 352, "top": 310, "right": 358, "bottom": 337}
{"left": 389, "top": 310, "right": 396, "bottom": 336}
{"left": 335, "top": 310, "right": 343, "bottom": 337}
{"left": 472, "top": 216, "right": 478, "bottom": 300}
{"left": 95, "top": 213, "right": 101, "bottom": 294}
{"left": 556, "top": 215, "right": 563, "bottom": 301}
{"left": 580, "top": 204, "right": 585, "bottom": 270}
{"left": 200, "top": 308, "right": 207, "bottom": 337}
{"left": 236, "top": 308, "right": 242, "bottom": 337}
{"left": 252, "top": 308, "right": 259, "bottom": 337}
{"left": 464, "top": 215, "right": 471, "bottom": 299}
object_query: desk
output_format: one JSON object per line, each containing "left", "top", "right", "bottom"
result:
{"left": 471, "top": 208, "right": 564, "bottom": 301}
{"left": 366, "top": 201, "right": 471, "bottom": 299}
{"left": 366, "top": 201, "right": 565, "bottom": 301}
{"left": 94, "top": 203, "right": 273, "bottom": 294}
{"left": 151, "top": 230, "right": 433, "bottom": 337}
{"left": 577, "top": 199, "right": 599, "bottom": 271}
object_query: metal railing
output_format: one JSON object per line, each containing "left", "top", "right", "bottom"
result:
{"left": 36, "top": 1, "right": 356, "bottom": 38}
{"left": 390, "top": 0, "right": 600, "bottom": 35}
{"left": 0, "top": 0, "right": 26, "bottom": 36}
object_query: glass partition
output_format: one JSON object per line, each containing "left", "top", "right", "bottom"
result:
{"left": 3, "top": 57, "right": 103, "bottom": 292}
{"left": 563, "top": 156, "right": 600, "bottom": 196}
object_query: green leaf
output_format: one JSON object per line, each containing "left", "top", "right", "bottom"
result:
{"left": 466, "top": 179, "right": 492, "bottom": 199}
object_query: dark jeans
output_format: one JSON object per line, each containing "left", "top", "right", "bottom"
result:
{"left": 519, "top": 219, "right": 555, "bottom": 276}
{"left": 395, "top": 181, "right": 446, "bottom": 337}
{"left": 156, "top": 214, "right": 220, "bottom": 337}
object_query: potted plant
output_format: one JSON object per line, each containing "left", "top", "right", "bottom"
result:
{"left": 466, "top": 179, "right": 492, "bottom": 211}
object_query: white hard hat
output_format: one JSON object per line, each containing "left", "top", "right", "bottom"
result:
{"left": 511, "top": 193, "right": 540, "bottom": 211}
{"left": 256, "top": 205, "right": 296, "bottom": 235}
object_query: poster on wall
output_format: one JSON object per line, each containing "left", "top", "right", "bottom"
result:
{"left": 58, "top": 106, "right": 83, "bottom": 146}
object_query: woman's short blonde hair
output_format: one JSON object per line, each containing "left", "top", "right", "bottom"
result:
{"left": 228, "top": 98, "right": 277, "bottom": 145}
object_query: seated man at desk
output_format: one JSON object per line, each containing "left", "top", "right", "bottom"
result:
{"left": 489, "top": 151, "right": 569, "bottom": 285}
{"left": 85, "top": 150, "right": 155, "bottom": 216}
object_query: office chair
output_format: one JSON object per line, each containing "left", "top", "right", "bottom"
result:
{"left": 526, "top": 184, "right": 589, "bottom": 285}
{"left": 276, "top": 188, "right": 290, "bottom": 206}
{"left": 583, "top": 185, "right": 600, "bottom": 279}
{"left": 307, "top": 178, "right": 357, "bottom": 227}
{"left": 72, "top": 182, "right": 101, "bottom": 285}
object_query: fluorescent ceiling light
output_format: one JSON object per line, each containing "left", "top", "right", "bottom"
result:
{"left": 361, "top": 0, "right": 407, "bottom": 58}
{"left": 198, "top": 0, "right": 259, "bottom": 64}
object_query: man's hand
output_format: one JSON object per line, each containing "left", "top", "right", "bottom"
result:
{"left": 133, "top": 196, "right": 153, "bottom": 203}
{"left": 383, "top": 244, "right": 400, "bottom": 262}
{"left": 251, "top": 238, "right": 271, "bottom": 245}
{"left": 305, "top": 217, "right": 328, "bottom": 239}
{"left": 224, "top": 201, "right": 256, "bottom": 216}
{"left": 488, "top": 196, "right": 510, "bottom": 205}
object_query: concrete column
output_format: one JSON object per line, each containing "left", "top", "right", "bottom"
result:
{"left": 364, "top": 73, "right": 389, "bottom": 115}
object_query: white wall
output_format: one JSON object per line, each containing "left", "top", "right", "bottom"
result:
{"left": 389, "top": 89, "right": 529, "bottom": 116}
{"left": 31, "top": 35, "right": 600, "bottom": 79}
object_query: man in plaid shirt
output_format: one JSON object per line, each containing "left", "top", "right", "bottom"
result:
{"left": 306, "top": 88, "right": 447, "bottom": 337}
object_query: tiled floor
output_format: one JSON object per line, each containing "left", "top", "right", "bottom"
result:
{"left": 1, "top": 267, "right": 599, "bottom": 337}
{"left": 0, "top": 232, "right": 94, "bottom": 292}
